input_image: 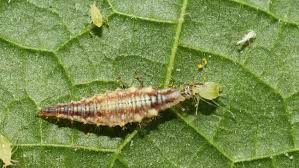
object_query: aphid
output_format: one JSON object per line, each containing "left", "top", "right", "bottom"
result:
{"left": 0, "top": 134, "right": 16, "bottom": 168}
{"left": 197, "top": 58, "right": 208, "bottom": 70}
{"left": 89, "top": 2, "right": 104, "bottom": 28}
{"left": 236, "top": 30, "right": 256, "bottom": 46}
{"left": 194, "top": 82, "right": 220, "bottom": 100}
{"left": 181, "top": 82, "right": 221, "bottom": 115}
{"left": 39, "top": 82, "right": 221, "bottom": 127}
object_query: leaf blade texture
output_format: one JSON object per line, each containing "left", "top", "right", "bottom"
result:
{"left": 0, "top": 0, "right": 298, "bottom": 167}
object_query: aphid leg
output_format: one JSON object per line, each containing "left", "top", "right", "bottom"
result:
{"left": 10, "top": 136, "right": 19, "bottom": 164}
{"left": 194, "top": 96, "right": 200, "bottom": 115}
{"left": 11, "top": 136, "right": 20, "bottom": 154}
{"left": 11, "top": 159, "right": 18, "bottom": 166}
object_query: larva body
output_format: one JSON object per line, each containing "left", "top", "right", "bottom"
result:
{"left": 39, "top": 87, "right": 185, "bottom": 127}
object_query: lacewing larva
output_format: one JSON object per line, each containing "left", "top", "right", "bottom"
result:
{"left": 0, "top": 134, "right": 16, "bottom": 168}
{"left": 236, "top": 30, "right": 256, "bottom": 46}
{"left": 90, "top": 2, "right": 103, "bottom": 28}
{"left": 39, "top": 82, "right": 220, "bottom": 127}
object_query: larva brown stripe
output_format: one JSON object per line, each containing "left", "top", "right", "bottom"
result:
{"left": 39, "top": 87, "right": 186, "bottom": 127}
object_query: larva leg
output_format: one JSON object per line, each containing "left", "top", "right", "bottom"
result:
{"left": 133, "top": 72, "right": 144, "bottom": 87}
{"left": 194, "top": 97, "right": 200, "bottom": 115}
{"left": 116, "top": 77, "right": 129, "bottom": 89}
{"left": 116, "top": 73, "right": 143, "bottom": 89}
{"left": 138, "top": 117, "right": 159, "bottom": 129}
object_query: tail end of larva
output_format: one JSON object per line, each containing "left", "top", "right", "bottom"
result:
{"left": 38, "top": 106, "right": 58, "bottom": 118}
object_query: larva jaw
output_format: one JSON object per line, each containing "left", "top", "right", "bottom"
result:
{"left": 180, "top": 85, "right": 193, "bottom": 99}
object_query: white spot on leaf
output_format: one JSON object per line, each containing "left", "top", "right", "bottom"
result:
{"left": 236, "top": 30, "right": 256, "bottom": 46}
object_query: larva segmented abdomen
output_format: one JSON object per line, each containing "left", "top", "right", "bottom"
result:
{"left": 39, "top": 87, "right": 185, "bottom": 127}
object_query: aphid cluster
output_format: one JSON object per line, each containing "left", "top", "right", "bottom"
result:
{"left": 39, "top": 82, "right": 220, "bottom": 127}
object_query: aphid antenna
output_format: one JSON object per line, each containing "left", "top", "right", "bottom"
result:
{"left": 11, "top": 136, "right": 20, "bottom": 154}
{"left": 198, "top": 97, "right": 236, "bottom": 121}
{"left": 184, "top": 81, "right": 234, "bottom": 120}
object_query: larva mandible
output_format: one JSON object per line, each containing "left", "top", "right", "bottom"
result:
{"left": 39, "top": 82, "right": 220, "bottom": 127}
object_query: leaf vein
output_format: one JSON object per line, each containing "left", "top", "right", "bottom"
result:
{"left": 164, "top": 0, "right": 188, "bottom": 87}
{"left": 175, "top": 111, "right": 234, "bottom": 162}
{"left": 109, "top": 130, "right": 138, "bottom": 168}
{"left": 14, "top": 143, "right": 116, "bottom": 153}
{"left": 230, "top": 0, "right": 299, "bottom": 27}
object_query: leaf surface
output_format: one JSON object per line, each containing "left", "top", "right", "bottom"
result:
{"left": 0, "top": 0, "right": 298, "bottom": 167}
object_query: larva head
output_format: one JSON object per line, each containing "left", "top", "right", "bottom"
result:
{"left": 181, "top": 82, "right": 221, "bottom": 100}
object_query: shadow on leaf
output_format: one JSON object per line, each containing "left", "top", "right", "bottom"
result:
{"left": 137, "top": 110, "right": 177, "bottom": 138}
{"left": 178, "top": 99, "right": 218, "bottom": 116}
{"left": 90, "top": 25, "right": 103, "bottom": 37}
{"left": 40, "top": 117, "right": 137, "bottom": 138}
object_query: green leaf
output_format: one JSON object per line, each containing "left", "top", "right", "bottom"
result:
{"left": 0, "top": 0, "right": 298, "bottom": 167}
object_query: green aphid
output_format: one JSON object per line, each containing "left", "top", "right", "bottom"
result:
{"left": 0, "top": 134, "right": 16, "bottom": 167}
{"left": 90, "top": 2, "right": 104, "bottom": 28}
{"left": 192, "top": 82, "right": 220, "bottom": 100}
